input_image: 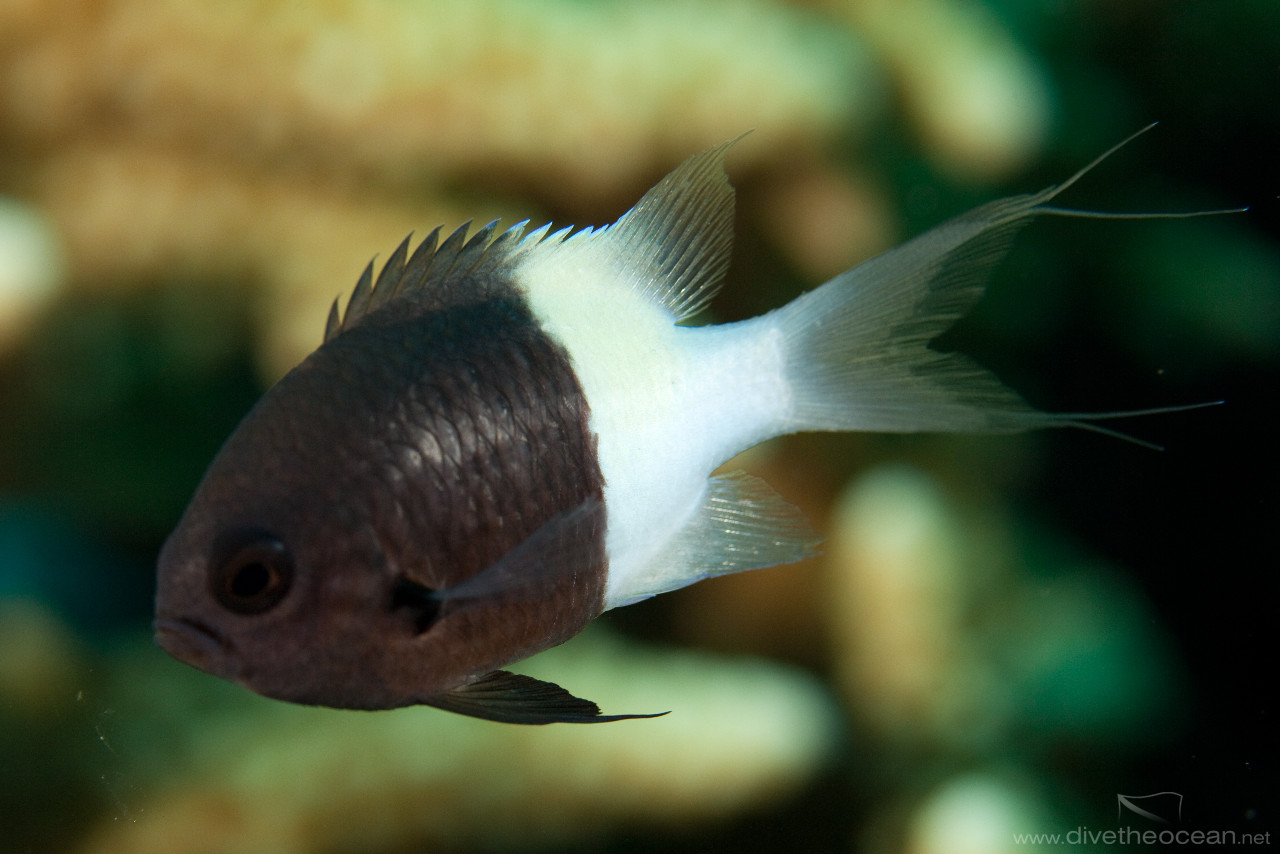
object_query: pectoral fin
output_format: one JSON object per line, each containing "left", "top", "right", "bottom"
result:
{"left": 423, "top": 670, "right": 669, "bottom": 725}
{"left": 433, "top": 499, "right": 604, "bottom": 604}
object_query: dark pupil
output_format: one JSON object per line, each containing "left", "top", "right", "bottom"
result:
{"left": 229, "top": 562, "right": 273, "bottom": 599}
{"left": 212, "top": 531, "right": 294, "bottom": 614}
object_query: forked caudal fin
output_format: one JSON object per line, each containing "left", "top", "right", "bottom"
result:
{"left": 773, "top": 124, "right": 1244, "bottom": 447}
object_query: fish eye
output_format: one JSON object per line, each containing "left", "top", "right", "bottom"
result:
{"left": 210, "top": 530, "right": 294, "bottom": 615}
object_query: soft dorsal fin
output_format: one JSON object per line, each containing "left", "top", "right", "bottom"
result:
{"left": 423, "top": 670, "right": 668, "bottom": 725}
{"left": 323, "top": 219, "right": 535, "bottom": 342}
{"left": 519, "top": 139, "right": 740, "bottom": 321}
{"left": 594, "top": 138, "right": 739, "bottom": 319}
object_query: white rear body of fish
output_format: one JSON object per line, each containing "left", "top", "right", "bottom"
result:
{"left": 515, "top": 129, "right": 1235, "bottom": 610}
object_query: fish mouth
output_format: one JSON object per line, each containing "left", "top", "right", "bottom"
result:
{"left": 154, "top": 616, "right": 230, "bottom": 667}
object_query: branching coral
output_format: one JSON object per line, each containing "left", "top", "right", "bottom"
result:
{"left": 2, "top": 0, "right": 869, "bottom": 197}
{"left": 825, "top": 465, "right": 1182, "bottom": 752}
{"left": 76, "top": 629, "right": 840, "bottom": 854}
{"left": 830, "top": 0, "right": 1051, "bottom": 178}
{"left": 19, "top": 139, "right": 486, "bottom": 377}
{"left": 0, "top": 196, "right": 64, "bottom": 353}
{"left": 1, "top": 0, "right": 877, "bottom": 376}
{"left": 824, "top": 464, "right": 1187, "bottom": 851}
{"left": 0, "top": 0, "right": 1059, "bottom": 378}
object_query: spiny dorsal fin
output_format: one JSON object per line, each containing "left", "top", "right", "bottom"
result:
{"left": 323, "top": 219, "right": 535, "bottom": 342}
{"left": 519, "top": 139, "right": 740, "bottom": 322}
{"left": 327, "top": 138, "right": 741, "bottom": 341}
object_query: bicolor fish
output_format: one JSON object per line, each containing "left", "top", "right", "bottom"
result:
{"left": 154, "top": 128, "right": 1235, "bottom": 723}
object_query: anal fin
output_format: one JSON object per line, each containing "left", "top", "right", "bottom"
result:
{"left": 607, "top": 470, "right": 823, "bottom": 609}
{"left": 423, "top": 670, "right": 668, "bottom": 725}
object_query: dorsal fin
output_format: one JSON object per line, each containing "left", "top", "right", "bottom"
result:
{"left": 326, "top": 138, "right": 741, "bottom": 342}
{"left": 518, "top": 138, "right": 741, "bottom": 321}
{"left": 601, "top": 138, "right": 739, "bottom": 319}
{"left": 323, "top": 219, "right": 536, "bottom": 342}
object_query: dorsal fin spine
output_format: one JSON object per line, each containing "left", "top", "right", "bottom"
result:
{"left": 325, "top": 261, "right": 376, "bottom": 342}
{"left": 400, "top": 226, "right": 443, "bottom": 298}
{"left": 327, "top": 220, "right": 550, "bottom": 342}
{"left": 323, "top": 296, "right": 342, "bottom": 342}
{"left": 434, "top": 221, "right": 472, "bottom": 262}
{"left": 370, "top": 235, "right": 412, "bottom": 304}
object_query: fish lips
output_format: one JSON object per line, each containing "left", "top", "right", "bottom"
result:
{"left": 154, "top": 615, "right": 232, "bottom": 672}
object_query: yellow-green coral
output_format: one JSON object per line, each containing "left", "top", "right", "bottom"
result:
{"left": 0, "top": 197, "right": 65, "bottom": 353}
{"left": 824, "top": 464, "right": 1183, "bottom": 753}
{"left": 1, "top": 0, "right": 1061, "bottom": 378}
{"left": 1, "top": 0, "right": 881, "bottom": 377}
{"left": 79, "top": 629, "right": 841, "bottom": 854}
{"left": 21, "top": 140, "right": 485, "bottom": 378}
{"left": 1, "top": 0, "right": 870, "bottom": 194}
{"left": 833, "top": 0, "right": 1051, "bottom": 178}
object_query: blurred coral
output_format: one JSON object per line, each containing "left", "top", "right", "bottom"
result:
{"left": 826, "top": 466, "right": 995, "bottom": 750}
{"left": 76, "top": 629, "right": 840, "bottom": 854}
{"left": 20, "top": 139, "right": 482, "bottom": 378}
{"left": 0, "top": 196, "right": 65, "bottom": 354}
{"left": 830, "top": 0, "right": 1051, "bottom": 179}
{"left": 1, "top": 0, "right": 870, "bottom": 196}
{"left": 825, "top": 465, "right": 1182, "bottom": 752}
{"left": 0, "top": 0, "right": 883, "bottom": 377}
{"left": 900, "top": 772, "right": 1053, "bottom": 854}
{"left": 0, "top": 0, "right": 1063, "bottom": 379}
{"left": 0, "top": 597, "right": 84, "bottom": 715}
{"left": 826, "top": 465, "right": 1187, "bottom": 851}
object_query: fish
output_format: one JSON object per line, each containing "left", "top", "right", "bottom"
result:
{"left": 154, "top": 126, "right": 1237, "bottom": 724}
